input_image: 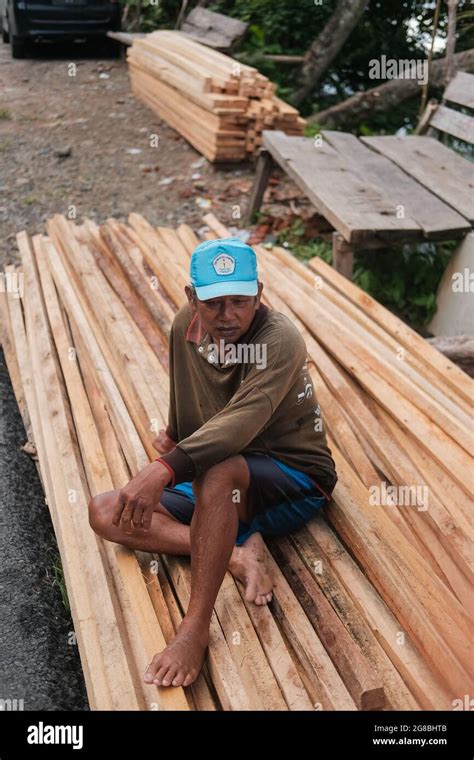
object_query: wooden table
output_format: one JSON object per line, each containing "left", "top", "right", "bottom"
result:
{"left": 246, "top": 130, "right": 473, "bottom": 278}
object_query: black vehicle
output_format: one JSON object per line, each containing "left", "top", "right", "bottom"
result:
{"left": 0, "top": 0, "right": 121, "bottom": 58}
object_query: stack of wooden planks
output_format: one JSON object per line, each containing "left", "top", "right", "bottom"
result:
{"left": 1, "top": 212, "right": 472, "bottom": 711}
{"left": 127, "top": 31, "right": 305, "bottom": 162}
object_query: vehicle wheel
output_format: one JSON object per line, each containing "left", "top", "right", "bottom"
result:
{"left": 10, "top": 36, "right": 26, "bottom": 58}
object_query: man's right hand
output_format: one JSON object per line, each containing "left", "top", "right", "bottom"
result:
{"left": 152, "top": 429, "right": 176, "bottom": 455}
{"left": 112, "top": 461, "right": 172, "bottom": 534}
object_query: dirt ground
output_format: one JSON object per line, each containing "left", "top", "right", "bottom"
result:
{"left": 0, "top": 39, "right": 300, "bottom": 269}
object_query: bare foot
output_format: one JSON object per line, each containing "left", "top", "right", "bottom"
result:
{"left": 144, "top": 619, "right": 208, "bottom": 688}
{"left": 229, "top": 532, "right": 273, "bottom": 605}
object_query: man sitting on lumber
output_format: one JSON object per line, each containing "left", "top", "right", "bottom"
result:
{"left": 89, "top": 238, "right": 337, "bottom": 689}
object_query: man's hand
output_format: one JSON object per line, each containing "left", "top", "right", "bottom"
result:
{"left": 152, "top": 429, "right": 176, "bottom": 455}
{"left": 112, "top": 461, "right": 171, "bottom": 534}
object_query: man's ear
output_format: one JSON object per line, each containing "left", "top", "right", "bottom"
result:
{"left": 185, "top": 285, "right": 198, "bottom": 312}
{"left": 255, "top": 281, "right": 264, "bottom": 309}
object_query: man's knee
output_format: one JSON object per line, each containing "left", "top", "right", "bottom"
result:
{"left": 88, "top": 490, "right": 116, "bottom": 538}
{"left": 193, "top": 455, "right": 249, "bottom": 498}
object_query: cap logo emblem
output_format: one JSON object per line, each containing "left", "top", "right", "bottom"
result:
{"left": 213, "top": 254, "right": 235, "bottom": 276}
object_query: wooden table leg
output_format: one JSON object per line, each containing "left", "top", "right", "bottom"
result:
{"left": 332, "top": 232, "right": 355, "bottom": 280}
{"left": 244, "top": 150, "right": 274, "bottom": 224}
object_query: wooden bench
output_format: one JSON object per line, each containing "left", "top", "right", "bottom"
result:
{"left": 245, "top": 71, "right": 474, "bottom": 279}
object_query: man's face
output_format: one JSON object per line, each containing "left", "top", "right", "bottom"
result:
{"left": 185, "top": 283, "right": 263, "bottom": 343}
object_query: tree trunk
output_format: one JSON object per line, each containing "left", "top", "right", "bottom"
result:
{"left": 291, "top": 0, "right": 369, "bottom": 107}
{"left": 309, "top": 48, "right": 474, "bottom": 129}
{"left": 445, "top": 0, "right": 460, "bottom": 85}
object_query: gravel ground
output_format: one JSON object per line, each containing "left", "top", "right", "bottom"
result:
{"left": 0, "top": 38, "right": 262, "bottom": 270}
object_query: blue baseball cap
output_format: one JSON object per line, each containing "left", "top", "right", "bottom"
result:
{"left": 190, "top": 238, "right": 258, "bottom": 300}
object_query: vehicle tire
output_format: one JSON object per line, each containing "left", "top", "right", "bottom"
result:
{"left": 10, "top": 36, "right": 26, "bottom": 58}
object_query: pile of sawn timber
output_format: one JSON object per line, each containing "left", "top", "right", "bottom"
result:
{"left": 127, "top": 31, "right": 305, "bottom": 162}
{"left": 0, "top": 212, "right": 472, "bottom": 711}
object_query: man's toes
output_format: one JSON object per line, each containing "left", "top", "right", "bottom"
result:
{"left": 144, "top": 655, "right": 162, "bottom": 683}
{"left": 153, "top": 664, "right": 171, "bottom": 686}
{"left": 162, "top": 665, "right": 180, "bottom": 687}
{"left": 172, "top": 670, "right": 186, "bottom": 687}
{"left": 183, "top": 670, "right": 197, "bottom": 687}
{"left": 265, "top": 592, "right": 273, "bottom": 603}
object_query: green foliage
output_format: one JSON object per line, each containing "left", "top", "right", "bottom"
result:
{"left": 47, "top": 549, "right": 70, "bottom": 614}
{"left": 353, "top": 241, "right": 454, "bottom": 328}
{"left": 119, "top": 0, "right": 175, "bottom": 32}
{"left": 275, "top": 220, "right": 454, "bottom": 329}
{"left": 276, "top": 219, "right": 332, "bottom": 264}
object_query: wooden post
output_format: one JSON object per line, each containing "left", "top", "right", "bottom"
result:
{"left": 332, "top": 232, "right": 355, "bottom": 280}
{"left": 244, "top": 149, "right": 274, "bottom": 224}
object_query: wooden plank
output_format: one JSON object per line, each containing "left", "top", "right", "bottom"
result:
{"left": 362, "top": 135, "right": 474, "bottom": 222}
{"left": 328, "top": 454, "right": 474, "bottom": 699}
{"left": 444, "top": 71, "right": 474, "bottom": 109}
{"left": 307, "top": 255, "right": 474, "bottom": 407}
{"left": 290, "top": 526, "right": 421, "bottom": 710}
{"left": 127, "top": 214, "right": 189, "bottom": 307}
{"left": 129, "top": 69, "right": 247, "bottom": 162}
{"left": 233, "top": 578, "right": 314, "bottom": 710}
{"left": 430, "top": 104, "right": 474, "bottom": 144}
{"left": 244, "top": 149, "right": 274, "bottom": 223}
{"left": 82, "top": 220, "right": 171, "bottom": 369}
{"left": 44, "top": 234, "right": 149, "bottom": 474}
{"left": 181, "top": 7, "right": 248, "bottom": 51}
{"left": 47, "top": 219, "right": 168, "bottom": 461}
{"left": 306, "top": 517, "right": 453, "bottom": 710}
{"left": 23, "top": 232, "right": 141, "bottom": 710}
{"left": 263, "top": 548, "right": 357, "bottom": 710}
{"left": 262, "top": 131, "right": 423, "bottom": 245}
{"left": 270, "top": 537, "right": 386, "bottom": 710}
{"left": 273, "top": 247, "right": 472, "bottom": 426}
{"left": 323, "top": 130, "right": 470, "bottom": 239}
{"left": 263, "top": 233, "right": 473, "bottom": 416}
{"left": 0, "top": 278, "right": 32, "bottom": 438}
{"left": 279, "top": 264, "right": 473, "bottom": 455}
{"left": 213, "top": 572, "right": 289, "bottom": 710}
{"left": 107, "top": 31, "right": 146, "bottom": 46}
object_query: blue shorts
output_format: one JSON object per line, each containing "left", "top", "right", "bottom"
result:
{"left": 160, "top": 453, "right": 328, "bottom": 546}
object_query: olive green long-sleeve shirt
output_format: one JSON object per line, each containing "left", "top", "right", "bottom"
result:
{"left": 157, "top": 302, "right": 337, "bottom": 499}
